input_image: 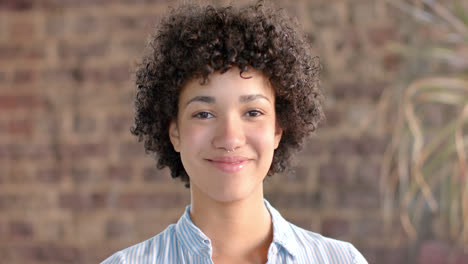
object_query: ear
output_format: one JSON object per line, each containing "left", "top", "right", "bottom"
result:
{"left": 169, "top": 120, "right": 181, "bottom": 152}
{"left": 274, "top": 123, "right": 283, "bottom": 150}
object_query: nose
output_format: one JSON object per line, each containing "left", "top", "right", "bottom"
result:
{"left": 212, "top": 115, "right": 245, "bottom": 151}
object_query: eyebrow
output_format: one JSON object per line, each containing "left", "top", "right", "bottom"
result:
{"left": 239, "top": 94, "right": 271, "bottom": 103}
{"left": 185, "top": 96, "right": 215, "bottom": 107}
{"left": 184, "top": 94, "right": 271, "bottom": 108}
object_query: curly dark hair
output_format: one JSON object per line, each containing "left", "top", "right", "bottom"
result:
{"left": 131, "top": 0, "right": 324, "bottom": 188}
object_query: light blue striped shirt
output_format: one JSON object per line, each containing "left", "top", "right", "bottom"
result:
{"left": 102, "top": 200, "right": 367, "bottom": 263}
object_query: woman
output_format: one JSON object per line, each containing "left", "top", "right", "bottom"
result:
{"left": 102, "top": 1, "right": 368, "bottom": 263}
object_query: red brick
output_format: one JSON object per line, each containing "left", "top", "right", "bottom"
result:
{"left": 143, "top": 166, "right": 170, "bottom": 182}
{"left": 41, "top": 219, "right": 66, "bottom": 241}
{"left": 105, "top": 219, "right": 134, "bottom": 239}
{"left": 108, "top": 64, "right": 131, "bottom": 83}
{"left": 69, "top": 67, "right": 105, "bottom": 83}
{"left": 118, "top": 38, "right": 145, "bottom": 55}
{"left": 321, "top": 218, "right": 349, "bottom": 238}
{"left": 0, "top": 194, "right": 51, "bottom": 210}
{"left": 0, "top": 144, "right": 54, "bottom": 161}
{"left": 8, "top": 220, "right": 34, "bottom": 239}
{"left": 0, "top": 246, "right": 11, "bottom": 262}
{"left": 108, "top": 164, "right": 133, "bottom": 182}
{"left": 117, "top": 0, "right": 168, "bottom": 6}
{"left": 118, "top": 192, "right": 185, "bottom": 209}
{"left": 332, "top": 81, "right": 386, "bottom": 100}
{"left": 454, "top": 251, "right": 468, "bottom": 264}
{"left": 58, "top": 40, "right": 108, "bottom": 59}
{"left": 420, "top": 103, "right": 457, "bottom": 128}
{"left": 41, "top": 68, "right": 73, "bottom": 82}
{"left": 0, "top": 95, "right": 45, "bottom": 110}
{"left": 264, "top": 191, "right": 321, "bottom": 209}
{"left": 364, "top": 82, "right": 387, "bottom": 100}
{"left": 368, "top": 26, "right": 397, "bottom": 47}
{"left": 5, "top": 165, "right": 32, "bottom": 183}
{"left": 0, "top": 71, "right": 8, "bottom": 83}
{"left": 39, "top": 0, "right": 111, "bottom": 9}
{"left": 354, "top": 218, "right": 383, "bottom": 237}
{"left": 119, "top": 141, "right": 145, "bottom": 159}
{"left": 59, "top": 192, "right": 107, "bottom": 210}
{"left": 72, "top": 113, "right": 97, "bottom": 134}
{"left": 84, "top": 246, "right": 114, "bottom": 264}
{"left": 70, "top": 166, "right": 97, "bottom": 183}
{"left": 303, "top": 137, "right": 325, "bottom": 155}
{"left": 360, "top": 247, "right": 410, "bottom": 264}
{"left": 36, "top": 167, "right": 62, "bottom": 183}
{"left": 288, "top": 217, "right": 314, "bottom": 230}
{"left": 323, "top": 108, "right": 341, "bottom": 127}
{"left": 283, "top": 166, "right": 309, "bottom": 183}
{"left": 338, "top": 188, "right": 380, "bottom": 209}
{"left": 330, "top": 136, "right": 388, "bottom": 157}
{"left": 7, "top": 118, "right": 33, "bottom": 135}
{"left": 12, "top": 69, "right": 38, "bottom": 84}
{"left": 0, "top": 44, "right": 21, "bottom": 59}
{"left": 319, "top": 161, "right": 348, "bottom": 185}
{"left": 62, "top": 143, "right": 109, "bottom": 160}
{"left": 330, "top": 137, "right": 357, "bottom": 156}
{"left": 381, "top": 247, "right": 410, "bottom": 264}
{"left": 107, "top": 14, "right": 159, "bottom": 34}
{"left": 0, "top": 0, "right": 34, "bottom": 10}
{"left": 383, "top": 52, "right": 402, "bottom": 71}
{"left": 332, "top": 82, "right": 359, "bottom": 99}
{"left": 44, "top": 14, "right": 65, "bottom": 36}
{"left": 25, "top": 45, "right": 45, "bottom": 60}
{"left": 355, "top": 135, "right": 388, "bottom": 156}
{"left": 354, "top": 160, "right": 380, "bottom": 186}
{"left": 418, "top": 240, "right": 450, "bottom": 264}
{"left": 107, "top": 113, "right": 132, "bottom": 134}
{"left": 0, "top": 220, "right": 4, "bottom": 237}
{"left": 0, "top": 43, "right": 44, "bottom": 61}
{"left": 9, "top": 19, "right": 36, "bottom": 39}
{"left": 11, "top": 244, "right": 84, "bottom": 263}
{"left": 418, "top": 243, "right": 468, "bottom": 264}
{"left": 343, "top": 29, "right": 361, "bottom": 50}
{"left": 108, "top": 15, "right": 141, "bottom": 32}
{"left": 1, "top": 143, "right": 48, "bottom": 160}
{"left": 358, "top": 247, "right": 379, "bottom": 264}
{"left": 0, "top": 120, "right": 6, "bottom": 135}
{"left": 71, "top": 15, "right": 98, "bottom": 34}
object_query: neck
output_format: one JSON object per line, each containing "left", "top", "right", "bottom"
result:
{"left": 189, "top": 186, "right": 273, "bottom": 262}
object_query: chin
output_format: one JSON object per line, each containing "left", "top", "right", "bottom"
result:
{"left": 189, "top": 165, "right": 268, "bottom": 204}
{"left": 212, "top": 193, "right": 247, "bottom": 203}
{"left": 204, "top": 183, "right": 260, "bottom": 204}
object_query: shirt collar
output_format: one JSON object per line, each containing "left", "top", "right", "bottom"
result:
{"left": 175, "top": 205, "right": 213, "bottom": 258}
{"left": 174, "top": 199, "right": 299, "bottom": 259}
{"left": 264, "top": 199, "right": 300, "bottom": 259}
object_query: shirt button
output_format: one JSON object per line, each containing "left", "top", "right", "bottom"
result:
{"left": 271, "top": 247, "right": 277, "bottom": 255}
{"left": 203, "top": 239, "right": 210, "bottom": 244}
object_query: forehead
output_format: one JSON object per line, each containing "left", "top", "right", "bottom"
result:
{"left": 179, "top": 67, "right": 275, "bottom": 102}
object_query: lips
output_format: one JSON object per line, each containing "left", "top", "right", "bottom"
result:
{"left": 205, "top": 156, "right": 251, "bottom": 173}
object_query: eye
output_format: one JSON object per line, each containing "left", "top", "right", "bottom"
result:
{"left": 245, "top": 110, "right": 264, "bottom": 117}
{"left": 193, "top": 111, "right": 214, "bottom": 119}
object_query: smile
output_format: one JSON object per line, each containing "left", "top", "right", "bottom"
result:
{"left": 205, "top": 157, "right": 250, "bottom": 173}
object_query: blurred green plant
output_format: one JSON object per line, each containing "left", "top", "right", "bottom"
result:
{"left": 379, "top": 0, "right": 468, "bottom": 249}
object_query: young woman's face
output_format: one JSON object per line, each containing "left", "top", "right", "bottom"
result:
{"left": 169, "top": 67, "right": 282, "bottom": 203}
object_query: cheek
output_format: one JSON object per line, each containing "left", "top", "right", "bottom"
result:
{"left": 180, "top": 124, "right": 211, "bottom": 150}
{"left": 248, "top": 123, "right": 277, "bottom": 152}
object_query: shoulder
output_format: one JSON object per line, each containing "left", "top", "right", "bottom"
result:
{"left": 100, "top": 224, "right": 178, "bottom": 264}
{"left": 288, "top": 223, "right": 368, "bottom": 264}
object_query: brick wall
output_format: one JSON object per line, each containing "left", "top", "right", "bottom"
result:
{"left": 1, "top": 0, "right": 465, "bottom": 263}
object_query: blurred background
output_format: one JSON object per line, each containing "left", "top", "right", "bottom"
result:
{"left": 0, "top": 0, "right": 467, "bottom": 263}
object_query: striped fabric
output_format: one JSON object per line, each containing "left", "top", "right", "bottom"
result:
{"left": 102, "top": 199, "right": 367, "bottom": 264}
